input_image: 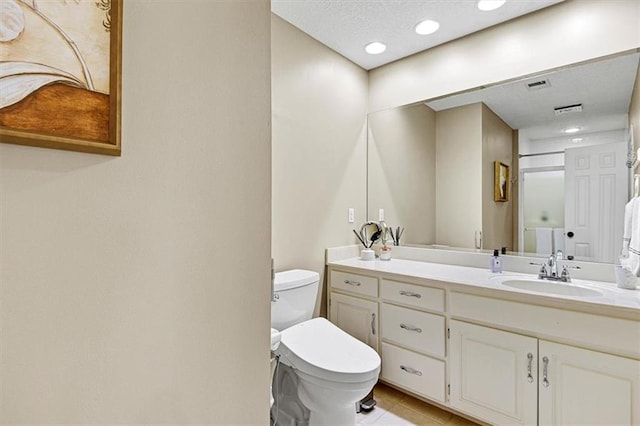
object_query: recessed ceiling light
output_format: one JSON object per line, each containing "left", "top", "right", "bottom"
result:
{"left": 477, "top": 0, "right": 506, "bottom": 11}
{"left": 365, "top": 41, "right": 386, "bottom": 55}
{"left": 571, "top": 138, "right": 583, "bottom": 143}
{"left": 415, "top": 19, "right": 440, "bottom": 35}
{"left": 564, "top": 127, "right": 581, "bottom": 134}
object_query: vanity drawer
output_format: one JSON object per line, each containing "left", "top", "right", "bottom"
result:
{"left": 381, "top": 279, "right": 444, "bottom": 312}
{"left": 381, "top": 342, "right": 445, "bottom": 402}
{"left": 330, "top": 270, "right": 378, "bottom": 298}
{"left": 381, "top": 303, "right": 445, "bottom": 357}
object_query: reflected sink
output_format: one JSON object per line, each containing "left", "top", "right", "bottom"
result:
{"left": 500, "top": 279, "right": 603, "bottom": 298}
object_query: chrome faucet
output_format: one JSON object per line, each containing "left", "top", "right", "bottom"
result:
{"left": 531, "top": 250, "right": 579, "bottom": 283}
{"left": 548, "top": 252, "right": 562, "bottom": 279}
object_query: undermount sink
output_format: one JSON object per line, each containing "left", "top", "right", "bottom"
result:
{"left": 499, "top": 278, "right": 604, "bottom": 298}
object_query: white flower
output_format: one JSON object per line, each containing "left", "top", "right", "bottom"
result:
{"left": 0, "top": 0, "right": 24, "bottom": 42}
{"left": 0, "top": 62, "right": 85, "bottom": 109}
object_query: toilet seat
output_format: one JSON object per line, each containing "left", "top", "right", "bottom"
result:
{"left": 276, "top": 317, "right": 381, "bottom": 384}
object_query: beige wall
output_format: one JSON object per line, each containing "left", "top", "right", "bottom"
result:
{"left": 0, "top": 2, "right": 271, "bottom": 423}
{"left": 369, "top": 0, "right": 640, "bottom": 112}
{"left": 433, "top": 104, "right": 514, "bottom": 249}
{"left": 481, "top": 105, "right": 514, "bottom": 251}
{"left": 368, "top": 104, "right": 436, "bottom": 245}
{"left": 271, "top": 16, "right": 368, "bottom": 315}
{"left": 435, "top": 103, "right": 483, "bottom": 248}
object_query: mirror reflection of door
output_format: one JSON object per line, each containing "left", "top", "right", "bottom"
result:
{"left": 520, "top": 142, "right": 628, "bottom": 262}
{"left": 520, "top": 168, "right": 565, "bottom": 255}
{"left": 565, "top": 142, "right": 628, "bottom": 263}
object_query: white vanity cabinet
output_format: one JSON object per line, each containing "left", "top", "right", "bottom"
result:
{"left": 329, "top": 292, "right": 379, "bottom": 351}
{"left": 379, "top": 278, "right": 447, "bottom": 402}
{"left": 329, "top": 268, "right": 448, "bottom": 402}
{"left": 380, "top": 342, "right": 446, "bottom": 402}
{"left": 538, "top": 340, "right": 640, "bottom": 425}
{"left": 450, "top": 293, "right": 640, "bottom": 425}
{"left": 328, "top": 270, "right": 379, "bottom": 351}
{"left": 380, "top": 303, "right": 445, "bottom": 357}
{"left": 449, "top": 321, "right": 538, "bottom": 425}
{"left": 327, "top": 261, "right": 640, "bottom": 425}
{"left": 450, "top": 320, "right": 640, "bottom": 425}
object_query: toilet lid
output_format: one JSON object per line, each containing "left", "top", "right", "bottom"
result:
{"left": 277, "top": 317, "right": 381, "bottom": 384}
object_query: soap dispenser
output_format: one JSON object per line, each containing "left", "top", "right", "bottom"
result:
{"left": 491, "top": 249, "right": 503, "bottom": 273}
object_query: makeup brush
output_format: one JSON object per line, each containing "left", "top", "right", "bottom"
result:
{"left": 353, "top": 229, "right": 367, "bottom": 248}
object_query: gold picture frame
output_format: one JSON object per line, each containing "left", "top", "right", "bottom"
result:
{"left": 0, "top": 0, "right": 122, "bottom": 156}
{"left": 494, "top": 161, "right": 510, "bottom": 202}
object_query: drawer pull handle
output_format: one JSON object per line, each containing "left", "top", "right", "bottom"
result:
{"left": 400, "top": 365, "right": 422, "bottom": 376}
{"left": 399, "top": 290, "right": 421, "bottom": 299}
{"left": 542, "top": 356, "right": 550, "bottom": 388}
{"left": 344, "top": 279, "right": 361, "bottom": 287}
{"left": 371, "top": 313, "right": 376, "bottom": 335}
{"left": 400, "top": 323, "right": 422, "bottom": 333}
{"left": 526, "top": 353, "right": 534, "bottom": 383}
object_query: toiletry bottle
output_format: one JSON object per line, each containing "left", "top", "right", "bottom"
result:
{"left": 491, "top": 249, "right": 502, "bottom": 273}
{"left": 380, "top": 245, "right": 392, "bottom": 261}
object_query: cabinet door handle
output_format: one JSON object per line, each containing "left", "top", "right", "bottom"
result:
{"left": 371, "top": 313, "right": 376, "bottom": 335}
{"left": 400, "top": 365, "right": 423, "bottom": 376}
{"left": 344, "top": 279, "right": 361, "bottom": 287}
{"left": 400, "top": 323, "right": 422, "bottom": 333}
{"left": 526, "top": 353, "right": 534, "bottom": 383}
{"left": 399, "top": 290, "right": 421, "bottom": 299}
{"left": 542, "top": 356, "right": 550, "bottom": 388}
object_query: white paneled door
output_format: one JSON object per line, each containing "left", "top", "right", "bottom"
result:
{"left": 564, "top": 141, "right": 628, "bottom": 263}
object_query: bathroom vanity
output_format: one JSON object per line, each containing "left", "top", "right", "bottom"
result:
{"left": 326, "top": 246, "right": 640, "bottom": 425}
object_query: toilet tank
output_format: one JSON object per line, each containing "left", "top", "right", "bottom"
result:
{"left": 271, "top": 269, "right": 320, "bottom": 331}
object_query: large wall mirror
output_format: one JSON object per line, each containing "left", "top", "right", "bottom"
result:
{"left": 368, "top": 50, "right": 640, "bottom": 264}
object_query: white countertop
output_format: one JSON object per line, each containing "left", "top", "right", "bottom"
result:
{"left": 329, "top": 257, "right": 640, "bottom": 315}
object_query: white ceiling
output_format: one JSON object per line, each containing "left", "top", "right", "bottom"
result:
{"left": 426, "top": 53, "right": 640, "bottom": 140}
{"left": 271, "top": 1, "right": 639, "bottom": 141}
{"left": 271, "top": 0, "right": 565, "bottom": 70}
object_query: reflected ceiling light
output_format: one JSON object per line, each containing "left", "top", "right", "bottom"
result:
{"left": 415, "top": 19, "right": 440, "bottom": 35}
{"left": 477, "top": 0, "right": 506, "bottom": 11}
{"left": 365, "top": 41, "right": 386, "bottom": 55}
{"left": 571, "top": 138, "right": 583, "bottom": 143}
{"left": 564, "top": 127, "right": 581, "bottom": 134}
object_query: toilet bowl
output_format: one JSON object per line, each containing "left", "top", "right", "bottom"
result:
{"left": 273, "top": 317, "right": 381, "bottom": 425}
{"left": 270, "top": 269, "right": 380, "bottom": 425}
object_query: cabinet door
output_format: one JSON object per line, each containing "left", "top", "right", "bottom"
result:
{"left": 450, "top": 320, "right": 537, "bottom": 425}
{"left": 329, "top": 292, "right": 378, "bottom": 352}
{"left": 539, "top": 340, "right": 640, "bottom": 425}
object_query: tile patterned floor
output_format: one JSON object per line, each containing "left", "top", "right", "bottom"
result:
{"left": 357, "top": 383, "right": 481, "bottom": 426}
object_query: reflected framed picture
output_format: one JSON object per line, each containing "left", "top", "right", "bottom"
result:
{"left": 0, "top": 0, "right": 122, "bottom": 156}
{"left": 494, "top": 161, "right": 510, "bottom": 202}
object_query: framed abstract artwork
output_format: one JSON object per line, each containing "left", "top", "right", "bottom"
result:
{"left": 0, "top": 0, "right": 122, "bottom": 156}
{"left": 494, "top": 161, "right": 510, "bottom": 202}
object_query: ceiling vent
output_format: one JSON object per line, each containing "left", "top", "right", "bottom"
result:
{"left": 526, "top": 79, "right": 551, "bottom": 90}
{"left": 554, "top": 104, "right": 583, "bottom": 116}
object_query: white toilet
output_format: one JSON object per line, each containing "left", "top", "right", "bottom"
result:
{"left": 271, "top": 269, "right": 381, "bottom": 425}
{"left": 270, "top": 328, "right": 281, "bottom": 408}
